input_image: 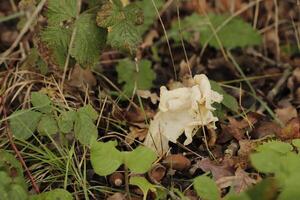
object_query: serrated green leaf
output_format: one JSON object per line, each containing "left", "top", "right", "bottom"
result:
{"left": 58, "top": 110, "right": 76, "bottom": 133}
{"left": 31, "top": 92, "right": 52, "bottom": 113}
{"left": 47, "top": 0, "right": 77, "bottom": 26}
{"left": 71, "top": 13, "right": 107, "bottom": 67}
{"left": 170, "top": 13, "right": 262, "bottom": 49}
{"left": 108, "top": 20, "right": 141, "bottom": 53}
{"left": 96, "top": 2, "right": 124, "bottom": 28}
{"left": 292, "top": 139, "right": 300, "bottom": 148}
{"left": 210, "top": 80, "right": 239, "bottom": 112}
{"left": 277, "top": 173, "right": 300, "bottom": 200}
{"left": 29, "top": 188, "right": 73, "bottom": 200}
{"left": 77, "top": 105, "right": 98, "bottom": 120}
{"left": 41, "top": 26, "right": 72, "bottom": 68}
{"left": 37, "top": 115, "right": 58, "bottom": 136}
{"left": 193, "top": 176, "right": 220, "bottom": 200}
{"left": 9, "top": 110, "right": 42, "bottom": 140}
{"left": 116, "top": 59, "right": 156, "bottom": 96}
{"left": 124, "top": 146, "right": 157, "bottom": 173}
{"left": 74, "top": 112, "right": 98, "bottom": 145}
{"left": 90, "top": 141, "right": 123, "bottom": 176}
{"left": 130, "top": 176, "right": 156, "bottom": 197}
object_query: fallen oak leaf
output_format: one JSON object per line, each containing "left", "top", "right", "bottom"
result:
{"left": 125, "top": 126, "right": 148, "bottom": 145}
{"left": 278, "top": 117, "right": 300, "bottom": 140}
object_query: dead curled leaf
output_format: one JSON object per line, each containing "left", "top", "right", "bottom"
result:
{"left": 278, "top": 117, "right": 300, "bottom": 140}
{"left": 222, "top": 113, "right": 261, "bottom": 140}
{"left": 125, "top": 126, "right": 148, "bottom": 145}
{"left": 216, "top": 168, "right": 260, "bottom": 193}
{"left": 136, "top": 90, "right": 159, "bottom": 104}
{"left": 191, "top": 158, "right": 234, "bottom": 180}
{"left": 275, "top": 104, "right": 298, "bottom": 125}
{"left": 68, "top": 64, "right": 97, "bottom": 88}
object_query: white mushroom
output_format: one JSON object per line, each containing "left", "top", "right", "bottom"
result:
{"left": 144, "top": 74, "right": 223, "bottom": 155}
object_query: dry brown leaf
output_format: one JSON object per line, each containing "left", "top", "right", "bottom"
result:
{"left": 193, "top": 158, "right": 234, "bottom": 180}
{"left": 140, "top": 29, "right": 159, "bottom": 49}
{"left": 68, "top": 64, "right": 97, "bottom": 88}
{"left": 107, "top": 193, "right": 126, "bottom": 200}
{"left": 125, "top": 126, "right": 148, "bottom": 145}
{"left": 278, "top": 117, "right": 300, "bottom": 140}
{"left": 275, "top": 105, "right": 297, "bottom": 124}
{"left": 216, "top": 168, "right": 259, "bottom": 193}
{"left": 136, "top": 90, "right": 159, "bottom": 104}
{"left": 251, "top": 120, "right": 281, "bottom": 139}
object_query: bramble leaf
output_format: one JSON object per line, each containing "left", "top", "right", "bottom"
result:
{"left": 46, "top": 0, "right": 77, "bottom": 26}
{"left": 9, "top": 110, "right": 42, "bottom": 140}
{"left": 70, "top": 14, "right": 107, "bottom": 67}
{"left": 116, "top": 59, "right": 156, "bottom": 96}
{"left": 107, "top": 20, "right": 141, "bottom": 54}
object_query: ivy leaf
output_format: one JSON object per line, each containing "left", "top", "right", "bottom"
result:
{"left": 116, "top": 59, "right": 156, "bottom": 96}
{"left": 58, "top": 110, "right": 76, "bottom": 134}
{"left": 193, "top": 176, "right": 220, "bottom": 200}
{"left": 90, "top": 141, "right": 123, "bottom": 176}
{"left": 125, "top": 146, "right": 157, "bottom": 174}
{"left": 170, "top": 13, "right": 262, "bottom": 49}
{"left": 37, "top": 115, "right": 58, "bottom": 136}
{"left": 107, "top": 21, "right": 141, "bottom": 54}
{"left": 9, "top": 110, "right": 42, "bottom": 140}
{"left": 130, "top": 176, "right": 157, "bottom": 198}
{"left": 31, "top": 92, "right": 52, "bottom": 113}
{"left": 70, "top": 13, "right": 107, "bottom": 68}
{"left": 210, "top": 80, "right": 239, "bottom": 112}
{"left": 29, "top": 188, "right": 73, "bottom": 200}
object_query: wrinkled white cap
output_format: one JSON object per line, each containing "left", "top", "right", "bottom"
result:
{"left": 143, "top": 74, "right": 223, "bottom": 155}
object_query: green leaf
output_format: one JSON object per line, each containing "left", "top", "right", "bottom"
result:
{"left": 130, "top": 176, "right": 156, "bottom": 198}
{"left": 37, "top": 115, "right": 58, "bottom": 136}
{"left": 96, "top": 1, "right": 124, "bottom": 28}
{"left": 170, "top": 13, "right": 262, "bottom": 49}
{"left": 40, "top": 26, "right": 72, "bottom": 68}
{"left": 116, "top": 59, "right": 156, "bottom": 96}
{"left": 77, "top": 105, "right": 98, "bottom": 121}
{"left": 74, "top": 112, "right": 98, "bottom": 145}
{"left": 250, "top": 150, "right": 282, "bottom": 174}
{"left": 278, "top": 173, "right": 300, "bottom": 200}
{"left": 90, "top": 141, "right": 123, "bottom": 176}
{"left": 58, "top": 110, "right": 76, "bottom": 133}
{"left": 70, "top": 13, "right": 107, "bottom": 67}
{"left": 29, "top": 189, "right": 73, "bottom": 200}
{"left": 107, "top": 20, "right": 141, "bottom": 54}
{"left": 210, "top": 80, "right": 238, "bottom": 112}
{"left": 137, "top": 0, "right": 163, "bottom": 34}
{"left": 256, "top": 141, "right": 293, "bottom": 154}
{"left": 193, "top": 176, "right": 220, "bottom": 200}
{"left": 9, "top": 110, "right": 42, "bottom": 140}
{"left": 47, "top": 0, "right": 77, "bottom": 26}
{"left": 292, "top": 139, "right": 300, "bottom": 149}
{"left": 125, "top": 146, "right": 157, "bottom": 173}
{"left": 31, "top": 92, "right": 52, "bottom": 113}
